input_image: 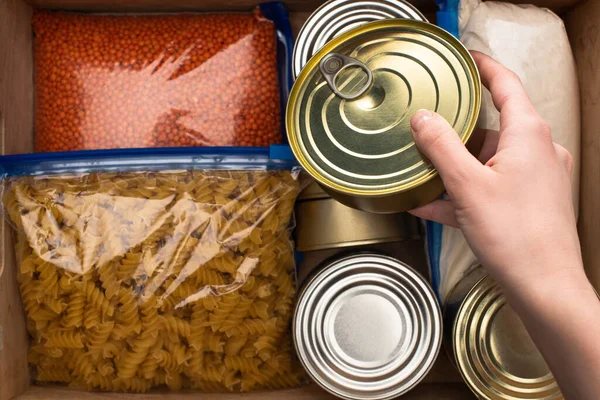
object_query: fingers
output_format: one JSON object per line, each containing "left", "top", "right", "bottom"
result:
{"left": 478, "top": 129, "right": 500, "bottom": 164}
{"left": 410, "top": 109, "right": 485, "bottom": 192}
{"left": 470, "top": 52, "right": 537, "bottom": 130}
{"left": 554, "top": 143, "right": 574, "bottom": 175}
{"left": 409, "top": 199, "right": 459, "bottom": 228}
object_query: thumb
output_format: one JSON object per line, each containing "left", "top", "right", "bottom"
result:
{"left": 410, "top": 109, "right": 483, "bottom": 191}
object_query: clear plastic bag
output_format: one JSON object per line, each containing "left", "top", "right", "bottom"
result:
{"left": 2, "top": 156, "right": 307, "bottom": 392}
{"left": 33, "top": 7, "right": 286, "bottom": 152}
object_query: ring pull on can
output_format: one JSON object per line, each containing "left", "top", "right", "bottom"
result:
{"left": 319, "top": 53, "right": 373, "bottom": 100}
{"left": 286, "top": 20, "right": 482, "bottom": 214}
{"left": 292, "top": 0, "right": 427, "bottom": 78}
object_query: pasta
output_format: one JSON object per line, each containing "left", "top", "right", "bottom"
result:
{"left": 4, "top": 170, "right": 306, "bottom": 392}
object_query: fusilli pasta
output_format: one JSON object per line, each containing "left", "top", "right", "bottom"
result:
{"left": 4, "top": 170, "right": 305, "bottom": 392}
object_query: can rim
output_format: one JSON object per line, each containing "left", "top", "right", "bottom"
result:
{"left": 293, "top": 253, "right": 442, "bottom": 400}
{"left": 442, "top": 267, "right": 489, "bottom": 369}
{"left": 287, "top": 19, "right": 482, "bottom": 197}
{"left": 291, "top": 0, "right": 427, "bottom": 78}
{"left": 451, "top": 275, "right": 562, "bottom": 399}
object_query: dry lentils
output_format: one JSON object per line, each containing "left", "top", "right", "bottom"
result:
{"left": 33, "top": 10, "right": 281, "bottom": 151}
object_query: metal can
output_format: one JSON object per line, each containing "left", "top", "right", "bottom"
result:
{"left": 295, "top": 197, "right": 420, "bottom": 251}
{"left": 294, "top": 253, "right": 442, "bottom": 400}
{"left": 293, "top": 0, "right": 427, "bottom": 78}
{"left": 286, "top": 19, "right": 482, "bottom": 214}
{"left": 444, "top": 267, "right": 563, "bottom": 399}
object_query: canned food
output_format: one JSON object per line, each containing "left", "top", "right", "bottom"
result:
{"left": 287, "top": 20, "right": 482, "bottom": 214}
{"left": 444, "top": 267, "right": 563, "bottom": 399}
{"left": 295, "top": 197, "right": 419, "bottom": 251}
{"left": 294, "top": 253, "right": 442, "bottom": 400}
{"left": 293, "top": 0, "right": 427, "bottom": 78}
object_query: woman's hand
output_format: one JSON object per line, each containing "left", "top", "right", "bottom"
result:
{"left": 409, "top": 51, "right": 581, "bottom": 292}
{"left": 409, "top": 51, "right": 600, "bottom": 400}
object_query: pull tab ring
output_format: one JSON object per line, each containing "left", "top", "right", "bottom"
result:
{"left": 319, "top": 53, "right": 373, "bottom": 101}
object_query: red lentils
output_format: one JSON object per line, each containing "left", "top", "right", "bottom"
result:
{"left": 33, "top": 10, "right": 281, "bottom": 152}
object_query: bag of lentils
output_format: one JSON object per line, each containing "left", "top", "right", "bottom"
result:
{"left": 32, "top": 5, "right": 291, "bottom": 151}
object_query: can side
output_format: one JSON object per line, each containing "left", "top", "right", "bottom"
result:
{"left": 294, "top": 198, "right": 418, "bottom": 251}
{"left": 320, "top": 174, "right": 445, "bottom": 214}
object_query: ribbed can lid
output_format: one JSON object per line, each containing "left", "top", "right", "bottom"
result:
{"left": 294, "top": 253, "right": 442, "bottom": 400}
{"left": 287, "top": 20, "right": 481, "bottom": 198}
{"left": 293, "top": 0, "right": 427, "bottom": 78}
{"left": 454, "top": 275, "right": 563, "bottom": 399}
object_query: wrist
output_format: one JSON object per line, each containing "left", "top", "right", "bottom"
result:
{"left": 483, "top": 235, "right": 585, "bottom": 295}
{"left": 501, "top": 262, "right": 592, "bottom": 313}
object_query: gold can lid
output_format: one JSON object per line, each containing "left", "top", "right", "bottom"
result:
{"left": 454, "top": 275, "right": 563, "bottom": 399}
{"left": 287, "top": 20, "right": 481, "bottom": 196}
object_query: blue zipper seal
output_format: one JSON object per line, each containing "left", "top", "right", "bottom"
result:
{"left": 436, "top": 0, "right": 460, "bottom": 38}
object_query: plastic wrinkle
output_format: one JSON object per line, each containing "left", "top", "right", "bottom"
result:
{"left": 3, "top": 169, "right": 307, "bottom": 392}
{"left": 33, "top": 8, "right": 283, "bottom": 151}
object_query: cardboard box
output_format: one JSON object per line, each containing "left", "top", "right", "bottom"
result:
{"left": 0, "top": 0, "right": 597, "bottom": 398}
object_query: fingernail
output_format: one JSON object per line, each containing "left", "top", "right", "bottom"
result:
{"left": 410, "top": 109, "right": 433, "bottom": 133}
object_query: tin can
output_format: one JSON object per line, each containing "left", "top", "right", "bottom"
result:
{"left": 295, "top": 197, "right": 419, "bottom": 251}
{"left": 293, "top": 0, "right": 427, "bottom": 78}
{"left": 444, "top": 267, "right": 563, "bottom": 399}
{"left": 286, "top": 19, "right": 482, "bottom": 214}
{"left": 294, "top": 253, "right": 442, "bottom": 400}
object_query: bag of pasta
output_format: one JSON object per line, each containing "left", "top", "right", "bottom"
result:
{"left": 1, "top": 148, "right": 307, "bottom": 393}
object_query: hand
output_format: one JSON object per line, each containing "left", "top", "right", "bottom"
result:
{"left": 410, "top": 51, "right": 600, "bottom": 400}
{"left": 409, "top": 51, "right": 582, "bottom": 291}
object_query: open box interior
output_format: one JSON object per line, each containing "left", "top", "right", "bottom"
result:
{"left": 1, "top": 0, "right": 599, "bottom": 398}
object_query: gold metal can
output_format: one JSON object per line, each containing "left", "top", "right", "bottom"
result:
{"left": 444, "top": 267, "right": 563, "bottom": 399}
{"left": 287, "top": 20, "right": 482, "bottom": 213}
{"left": 295, "top": 197, "right": 419, "bottom": 251}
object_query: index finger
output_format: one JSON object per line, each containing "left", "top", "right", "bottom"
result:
{"left": 471, "top": 51, "right": 536, "bottom": 128}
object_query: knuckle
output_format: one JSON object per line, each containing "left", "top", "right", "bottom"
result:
{"left": 563, "top": 150, "right": 574, "bottom": 172}
{"left": 420, "top": 206, "right": 437, "bottom": 222}
{"left": 565, "top": 150, "right": 574, "bottom": 165}
{"left": 497, "top": 68, "right": 521, "bottom": 86}
{"left": 537, "top": 118, "right": 551, "bottom": 136}
{"left": 565, "top": 155, "right": 574, "bottom": 173}
{"left": 554, "top": 143, "right": 574, "bottom": 172}
{"left": 554, "top": 143, "right": 569, "bottom": 156}
{"left": 507, "top": 70, "right": 522, "bottom": 84}
{"left": 415, "top": 117, "right": 454, "bottom": 150}
{"left": 522, "top": 115, "right": 551, "bottom": 135}
{"left": 443, "top": 166, "right": 477, "bottom": 195}
{"left": 520, "top": 115, "right": 539, "bottom": 129}
{"left": 417, "top": 127, "right": 446, "bottom": 150}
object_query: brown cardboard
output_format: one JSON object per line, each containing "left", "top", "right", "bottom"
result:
{"left": 567, "top": 0, "right": 600, "bottom": 297}
{"left": 0, "top": 0, "right": 595, "bottom": 399}
{"left": 16, "top": 383, "right": 475, "bottom": 399}
{"left": 0, "top": 1, "right": 33, "bottom": 398}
